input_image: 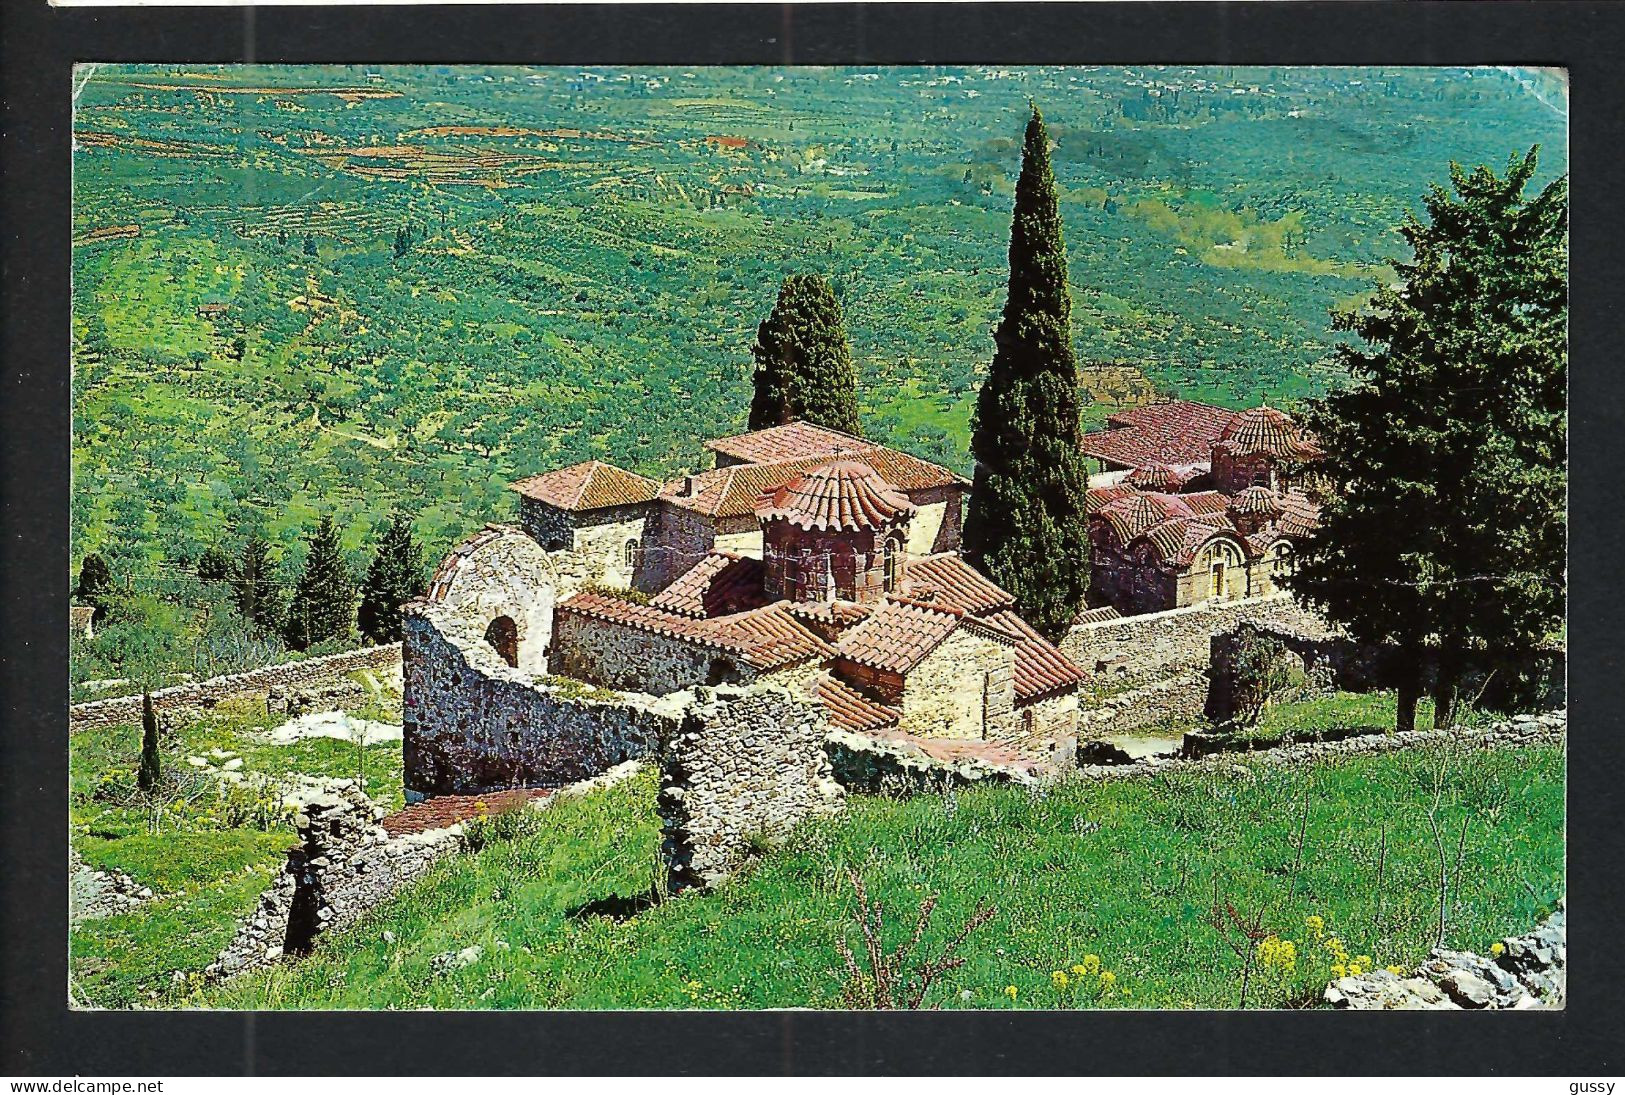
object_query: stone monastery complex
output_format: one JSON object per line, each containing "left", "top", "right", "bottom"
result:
{"left": 401, "top": 399, "right": 1327, "bottom": 798}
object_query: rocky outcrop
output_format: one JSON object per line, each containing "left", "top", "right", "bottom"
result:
{"left": 1326, "top": 904, "right": 1565, "bottom": 1010}
{"left": 69, "top": 847, "right": 155, "bottom": 921}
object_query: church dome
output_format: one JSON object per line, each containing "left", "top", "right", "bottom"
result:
{"left": 1217, "top": 406, "right": 1321, "bottom": 460}
{"left": 755, "top": 460, "right": 915, "bottom": 532}
{"left": 1126, "top": 463, "right": 1185, "bottom": 490}
{"left": 1229, "top": 485, "right": 1284, "bottom": 517}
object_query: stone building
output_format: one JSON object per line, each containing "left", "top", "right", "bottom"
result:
{"left": 1081, "top": 403, "right": 1326, "bottom": 617}
{"left": 403, "top": 422, "right": 1085, "bottom": 796}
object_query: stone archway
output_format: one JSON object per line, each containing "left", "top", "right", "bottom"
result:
{"left": 484, "top": 615, "right": 520, "bottom": 668}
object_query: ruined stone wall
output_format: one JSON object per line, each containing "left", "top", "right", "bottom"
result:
{"left": 1063, "top": 594, "right": 1331, "bottom": 684}
{"left": 69, "top": 644, "right": 403, "bottom": 733}
{"left": 429, "top": 524, "right": 586, "bottom": 675}
{"left": 903, "top": 486, "right": 965, "bottom": 556}
{"left": 518, "top": 498, "right": 574, "bottom": 550}
{"left": 660, "top": 686, "right": 844, "bottom": 892}
{"left": 825, "top": 727, "right": 1039, "bottom": 793}
{"left": 1002, "top": 691, "right": 1080, "bottom": 763}
{"left": 403, "top": 605, "right": 676, "bottom": 797}
{"left": 551, "top": 609, "right": 764, "bottom": 696}
{"left": 898, "top": 629, "right": 1013, "bottom": 739}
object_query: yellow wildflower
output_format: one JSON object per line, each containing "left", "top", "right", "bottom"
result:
{"left": 1051, "top": 971, "right": 1069, "bottom": 990}
{"left": 1070, "top": 964, "right": 1089, "bottom": 978}
{"left": 1099, "top": 971, "right": 1116, "bottom": 987}
{"left": 1490, "top": 942, "right": 1505, "bottom": 958}
{"left": 1081, "top": 954, "right": 1101, "bottom": 975}
{"left": 1004, "top": 985, "right": 1018, "bottom": 1000}
{"left": 1331, "top": 963, "right": 1347, "bottom": 979}
{"left": 1305, "top": 914, "right": 1325, "bottom": 940}
{"left": 1386, "top": 966, "right": 1407, "bottom": 976}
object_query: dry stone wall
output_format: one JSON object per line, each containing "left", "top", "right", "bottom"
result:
{"left": 660, "top": 686, "right": 844, "bottom": 893}
{"left": 403, "top": 604, "right": 677, "bottom": 797}
{"left": 1063, "top": 594, "right": 1331, "bottom": 684}
{"left": 69, "top": 644, "right": 403, "bottom": 733}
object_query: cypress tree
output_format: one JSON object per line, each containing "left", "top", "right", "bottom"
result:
{"left": 284, "top": 516, "right": 356, "bottom": 650}
{"left": 747, "top": 274, "right": 863, "bottom": 436}
{"left": 75, "top": 552, "right": 115, "bottom": 619}
{"left": 137, "top": 691, "right": 160, "bottom": 795}
{"left": 1284, "top": 149, "right": 1566, "bottom": 732}
{"left": 358, "top": 512, "right": 428, "bottom": 643}
{"left": 237, "top": 534, "right": 283, "bottom": 634}
{"left": 962, "top": 105, "right": 1093, "bottom": 638}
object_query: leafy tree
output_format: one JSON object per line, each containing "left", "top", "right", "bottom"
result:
{"left": 1285, "top": 148, "right": 1566, "bottom": 731}
{"left": 747, "top": 274, "right": 863, "bottom": 436}
{"left": 74, "top": 552, "right": 116, "bottom": 619}
{"left": 197, "top": 544, "right": 237, "bottom": 585}
{"left": 236, "top": 535, "right": 282, "bottom": 633}
{"left": 283, "top": 516, "right": 356, "bottom": 651}
{"left": 961, "top": 105, "right": 1093, "bottom": 638}
{"left": 357, "top": 512, "right": 428, "bottom": 643}
{"left": 137, "top": 691, "right": 161, "bottom": 795}
{"left": 303, "top": 234, "right": 318, "bottom": 257}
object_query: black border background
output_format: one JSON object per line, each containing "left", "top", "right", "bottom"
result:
{"left": 4, "top": 0, "right": 1622, "bottom": 1076}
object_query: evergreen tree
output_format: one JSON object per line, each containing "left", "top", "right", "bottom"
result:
{"left": 1284, "top": 148, "right": 1566, "bottom": 732}
{"left": 747, "top": 274, "right": 863, "bottom": 436}
{"left": 74, "top": 552, "right": 115, "bottom": 619}
{"left": 284, "top": 516, "right": 356, "bottom": 650}
{"left": 137, "top": 691, "right": 160, "bottom": 794}
{"left": 357, "top": 512, "right": 428, "bottom": 643}
{"left": 303, "top": 234, "right": 317, "bottom": 257}
{"left": 961, "top": 105, "right": 1093, "bottom": 638}
{"left": 236, "top": 535, "right": 282, "bottom": 633}
{"left": 197, "top": 545, "right": 237, "bottom": 585}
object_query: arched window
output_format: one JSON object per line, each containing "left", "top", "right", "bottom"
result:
{"left": 883, "top": 536, "right": 901, "bottom": 592}
{"left": 624, "top": 538, "right": 639, "bottom": 571}
{"left": 484, "top": 615, "right": 519, "bottom": 668}
{"left": 1271, "top": 542, "right": 1294, "bottom": 576}
{"left": 705, "top": 658, "right": 737, "bottom": 686}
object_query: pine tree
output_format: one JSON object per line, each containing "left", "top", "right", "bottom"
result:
{"left": 284, "top": 516, "right": 356, "bottom": 650}
{"left": 137, "top": 691, "right": 161, "bottom": 795}
{"left": 74, "top": 552, "right": 115, "bottom": 619}
{"left": 961, "top": 105, "right": 1094, "bottom": 638}
{"left": 747, "top": 274, "right": 863, "bottom": 436}
{"left": 236, "top": 534, "right": 283, "bottom": 634}
{"left": 303, "top": 234, "right": 317, "bottom": 256}
{"left": 1284, "top": 148, "right": 1566, "bottom": 732}
{"left": 357, "top": 512, "right": 428, "bottom": 643}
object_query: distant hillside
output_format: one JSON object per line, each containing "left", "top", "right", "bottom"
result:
{"left": 71, "top": 64, "right": 1566, "bottom": 576}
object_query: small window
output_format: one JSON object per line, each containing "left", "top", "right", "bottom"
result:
{"left": 484, "top": 615, "right": 519, "bottom": 668}
{"left": 624, "top": 538, "right": 639, "bottom": 570}
{"left": 1210, "top": 561, "right": 1226, "bottom": 599}
{"left": 883, "top": 537, "right": 901, "bottom": 592}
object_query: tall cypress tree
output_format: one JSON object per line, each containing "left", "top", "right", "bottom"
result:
{"left": 137, "top": 691, "right": 161, "bottom": 795}
{"left": 1284, "top": 149, "right": 1566, "bottom": 732}
{"left": 284, "top": 516, "right": 356, "bottom": 651}
{"left": 74, "top": 552, "right": 115, "bottom": 619}
{"left": 358, "top": 512, "right": 428, "bottom": 643}
{"left": 962, "top": 105, "right": 1093, "bottom": 638}
{"left": 237, "top": 534, "right": 283, "bottom": 634}
{"left": 747, "top": 274, "right": 863, "bottom": 436}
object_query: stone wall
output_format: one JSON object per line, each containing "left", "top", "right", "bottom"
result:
{"left": 551, "top": 608, "right": 765, "bottom": 695}
{"left": 899, "top": 627, "right": 1013, "bottom": 739}
{"left": 825, "top": 727, "right": 1040, "bottom": 793}
{"left": 69, "top": 643, "right": 403, "bottom": 733}
{"left": 660, "top": 686, "right": 844, "bottom": 893}
{"left": 428, "top": 524, "right": 584, "bottom": 675}
{"left": 1063, "top": 593, "right": 1331, "bottom": 684}
{"left": 403, "top": 604, "right": 677, "bottom": 797}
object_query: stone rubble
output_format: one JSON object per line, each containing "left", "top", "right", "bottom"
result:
{"left": 69, "top": 847, "right": 155, "bottom": 922}
{"left": 1325, "top": 903, "right": 1565, "bottom": 1010}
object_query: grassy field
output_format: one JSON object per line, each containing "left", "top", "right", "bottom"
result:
{"left": 195, "top": 739, "right": 1563, "bottom": 1011}
{"left": 70, "top": 691, "right": 404, "bottom": 1009}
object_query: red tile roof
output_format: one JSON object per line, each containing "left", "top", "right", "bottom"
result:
{"left": 834, "top": 598, "right": 965, "bottom": 674}
{"left": 662, "top": 447, "right": 964, "bottom": 519}
{"left": 1276, "top": 490, "right": 1322, "bottom": 538}
{"left": 510, "top": 460, "right": 661, "bottom": 511}
{"left": 976, "top": 609, "right": 1087, "bottom": 702}
{"left": 382, "top": 788, "right": 553, "bottom": 836}
{"left": 1073, "top": 605, "right": 1123, "bottom": 626}
{"left": 1080, "top": 399, "right": 1238, "bottom": 469}
{"left": 1140, "top": 517, "right": 1240, "bottom": 566}
{"left": 1229, "top": 485, "right": 1284, "bottom": 516}
{"left": 1216, "top": 406, "right": 1323, "bottom": 461}
{"left": 899, "top": 553, "right": 1016, "bottom": 614}
{"left": 558, "top": 592, "right": 831, "bottom": 670}
{"left": 756, "top": 460, "right": 916, "bottom": 532}
{"left": 706, "top": 421, "right": 869, "bottom": 465}
{"left": 811, "top": 672, "right": 900, "bottom": 732}
{"left": 649, "top": 552, "right": 768, "bottom": 618}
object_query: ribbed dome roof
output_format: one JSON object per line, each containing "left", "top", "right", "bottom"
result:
{"left": 1126, "top": 463, "right": 1184, "bottom": 490}
{"left": 755, "top": 460, "right": 915, "bottom": 532}
{"left": 1229, "top": 485, "right": 1284, "bottom": 516}
{"left": 1217, "top": 406, "right": 1321, "bottom": 460}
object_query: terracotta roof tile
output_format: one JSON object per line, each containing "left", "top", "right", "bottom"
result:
{"left": 899, "top": 553, "right": 1015, "bottom": 614}
{"left": 649, "top": 552, "right": 768, "bottom": 618}
{"left": 382, "top": 788, "right": 553, "bottom": 836}
{"left": 510, "top": 460, "right": 660, "bottom": 511}
{"left": 1277, "top": 490, "right": 1322, "bottom": 538}
{"left": 661, "top": 448, "right": 963, "bottom": 519}
{"left": 558, "top": 592, "right": 830, "bottom": 670}
{"left": 706, "top": 421, "right": 869, "bottom": 465}
{"left": 1081, "top": 400, "right": 1238, "bottom": 469}
{"left": 812, "top": 673, "right": 901, "bottom": 732}
{"left": 977, "top": 609, "right": 1087, "bottom": 702}
{"left": 834, "top": 598, "right": 964, "bottom": 674}
{"left": 1073, "top": 605, "right": 1123, "bottom": 626}
{"left": 756, "top": 460, "right": 915, "bottom": 532}
{"left": 1216, "top": 406, "right": 1323, "bottom": 461}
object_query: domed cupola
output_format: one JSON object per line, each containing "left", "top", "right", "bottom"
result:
{"left": 1211, "top": 406, "right": 1321, "bottom": 493}
{"left": 1125, "top": 462, "right": 1186, "bottom": 491}
{"left": 756, "top": 460, "right": 915, "bottom": 604}
{"left": 1227, "top": 484, "right": 1283, "bottom": 535}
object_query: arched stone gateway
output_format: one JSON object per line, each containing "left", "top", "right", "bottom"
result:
{"left": 484, "top": 615, "right": 519, "bottom": 668}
